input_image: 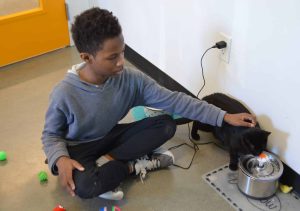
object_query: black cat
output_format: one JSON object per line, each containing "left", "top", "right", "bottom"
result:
{"left": 191, "top": 93, "right": 271, "bottom": 171}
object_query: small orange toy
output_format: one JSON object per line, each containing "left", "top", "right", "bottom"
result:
{"left": 53, "top": 205, "right": 66, "bottom": 211}
{"left": 259, "top": 153, "right": 267, "bottom": 159}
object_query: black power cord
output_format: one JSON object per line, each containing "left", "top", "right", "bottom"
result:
{"left": 168, "top": 41, "right": 227, "bottom": 170}
{"left": 197, "top": 41, "right": 227, "bottom": 98}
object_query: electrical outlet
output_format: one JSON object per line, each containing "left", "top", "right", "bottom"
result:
{"left": 219, "top": 32, "right": 232, "bottom": 64}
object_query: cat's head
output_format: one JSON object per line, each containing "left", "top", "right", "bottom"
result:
{"left": 238, "top": 128, "right": 271, "bottom": 156}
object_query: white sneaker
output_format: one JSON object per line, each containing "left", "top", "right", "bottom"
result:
{"left": 98, "top": 189, "right": 124, "bottom": 200}
{"left": 152, "top": 147, "right": 175, "bottom": 166}
{"left": 134, "top": 149, "right": 174, "bottom": 182}
{"left": 151, "top": 150, "right": 175, "bottom": 168}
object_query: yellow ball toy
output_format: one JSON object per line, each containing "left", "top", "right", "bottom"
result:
{"left": 279, "top": 183, "right": 293, "bottom": 193}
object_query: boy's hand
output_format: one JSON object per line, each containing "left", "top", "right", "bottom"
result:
{"left": 224, "top": 113, "right": 256, "bottom": 127}
{"left": 56, "top": 156, "right": 85, "bottom": 197}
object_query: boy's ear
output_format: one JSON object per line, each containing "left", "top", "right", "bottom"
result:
{"left": 80, "top": 52, "right": 92, "bottom": 63}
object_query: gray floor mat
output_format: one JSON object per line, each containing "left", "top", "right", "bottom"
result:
{"left": 202, "top": 164, "right": 300, "bottom": 211}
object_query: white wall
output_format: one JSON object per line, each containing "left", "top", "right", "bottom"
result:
{"left": 65, "top": 0, "right": 96, "bottom": 45}
{"left": 98, "top": 0, "right": 300, "bottom": 174}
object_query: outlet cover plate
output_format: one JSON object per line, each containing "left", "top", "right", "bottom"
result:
{"left": 219, "top": 32, "right": 232, "bottom": 64}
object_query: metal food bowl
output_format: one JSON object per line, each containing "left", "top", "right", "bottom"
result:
{"left": 238, "top": 151, "right": 284, "bottom": 199}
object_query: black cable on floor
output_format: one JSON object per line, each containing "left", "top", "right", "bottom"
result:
{"left": 168, "top": 46, "right": 216, "bottom": 170}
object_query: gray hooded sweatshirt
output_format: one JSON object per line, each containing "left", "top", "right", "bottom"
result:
{"left": 42, "top": 63, "right": 226, "bottom": 174}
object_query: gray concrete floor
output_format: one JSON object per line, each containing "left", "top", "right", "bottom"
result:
{"left": 0, "top": 47, "right": 234, "bottom": 211}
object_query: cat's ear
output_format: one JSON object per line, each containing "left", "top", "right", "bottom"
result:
{"left": 260, "top": 130, "right": 271, "bottom": 138}
{"left": 262, "top": 130, "right": 271, "bottom": 137}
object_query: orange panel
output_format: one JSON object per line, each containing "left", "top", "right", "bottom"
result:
{"left": 0, "top": 0, "right": 70, "bottom": 67}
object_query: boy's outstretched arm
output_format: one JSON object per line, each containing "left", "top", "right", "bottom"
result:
{"left": 134, "top": 69, "right": 257, "bottom": 129}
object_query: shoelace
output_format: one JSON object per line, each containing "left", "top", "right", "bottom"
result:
{"left": 135, "top": 157, "right": 160, "bottom": 183}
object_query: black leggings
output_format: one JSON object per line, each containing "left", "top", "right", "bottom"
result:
{"left": 67, "top": 115, "right": 176, "bottom": 199}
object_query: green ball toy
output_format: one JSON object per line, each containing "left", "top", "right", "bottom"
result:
{"left": 0, "top": 151, "right": 7, "bottom": 161}
{"left": 38, "top": 171, "right": 48, "bottom": 182}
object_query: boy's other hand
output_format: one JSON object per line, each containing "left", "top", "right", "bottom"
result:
{"left": 56, "top": 156, "right": 85, "bottom": 197}
{"left": 224, "top": 113, "right": 256, "bottom": 128}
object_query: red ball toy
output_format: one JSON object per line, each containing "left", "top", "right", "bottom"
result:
{"left": 53, "top": 205, "right": 66, "bottom": 211}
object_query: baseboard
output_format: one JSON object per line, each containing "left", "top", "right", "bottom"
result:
{"left": 124, "top": 44, "right": 300, "bottom": 196}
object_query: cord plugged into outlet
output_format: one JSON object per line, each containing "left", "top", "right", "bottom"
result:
{"left": 212, "top": 41, "right": 227, "bottom": 49}
{"left": 197, "top": 34, "right": 231, "bottom": 97}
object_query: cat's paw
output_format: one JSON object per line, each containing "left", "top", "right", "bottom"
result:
{"left": 227, "top": 171, "right": 238, "bottom": 184}
{"left": 229, "top": 163, "right": 238, "bottom": 171}
{"left": 191, "top": 132, "right": 200, "bottom": 140}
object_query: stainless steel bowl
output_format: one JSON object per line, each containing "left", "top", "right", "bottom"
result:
{"left": 238, "top": 151, "right": 283, "bottom": 199}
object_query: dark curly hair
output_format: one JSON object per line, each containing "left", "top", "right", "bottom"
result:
{"left": 71, "top": 7, "right": 122, "bottom": 55}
